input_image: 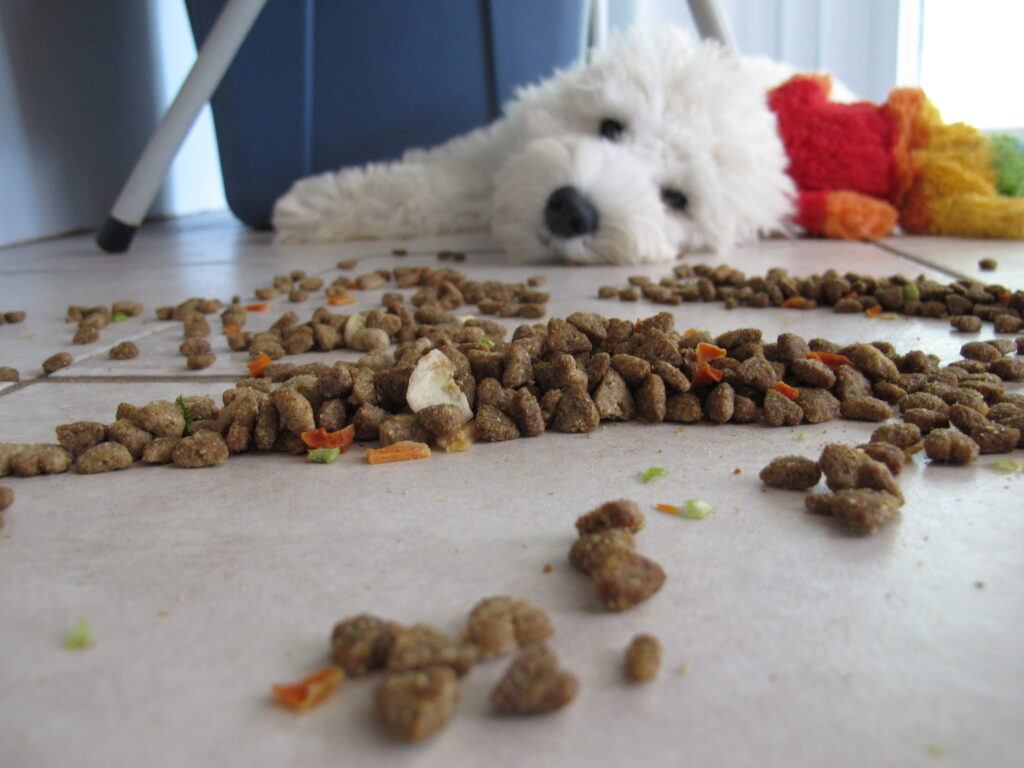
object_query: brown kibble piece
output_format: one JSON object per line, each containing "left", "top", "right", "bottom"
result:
{"left": 763, "top": 388, "right": 803, "bottom": 426}
{"left": 55, "top": 422, "right": 107, "bottom": 457}
{"left": 73, "top": 325, "right": 100, "bottom": 344}
{"left": 331, "top": 614, "right": 399, "bottom": 676}
{"left": 593, "top": 368, "right": 635, "bottom": 421}
{"left": 490, "top": 644, "right": 578, "bottom": 716}
{"left": 979, "top": 257, "right": 998, "bottom": 271}
{"left": 759, "top": 456, "right": 821, "bottom": 490}
{"left": 171, "top": 430, "right": 228, "bottom": 468}
{"left": 990, "top": 357, "right": 1024, "bottom": 382}
{"left": 870, "top": 423, "right": 921, "bottom": 449}
{"left": 416, "top": 403, "right": 468, "bottom": 437}
{"left": 0, "top": 486, "right": 12, "bottom": 512}
{"left": 3, "top": 311, "right": 26, "bottom": 323}
{"left": 706, "top": 382, "right": 735, "bottom": 424}
{"left": 924, "top": 428, "right": 980, "bottom": 464}
{"left": 75, "top": 442, "right": 134, "bottom": 474}
{"left": 569, "top": 528, "right": 636, "bottom": 574}
{"left": 108, "top": 341, "right": 139, "bottom": 360}
{"left": 902, "top": 408, "right": 949, "bottom": 434}
{"left": 951, "top": 315, "right": 982, "bottom": 332}
{"left": 847, "top": 344, "right": 900, "bottom": 381}
{"left": 804, "top": 489, "right": 900, "bottom": 534}
{"left": 271, "top": 386, "right": 316, "bottom": 434}
{"left": 840, "top": 395, "right": 892, "bottom": 421}
{"left": 857, "top": 442, "right": 906, "bottom": 474}
{"left": 576, "top": 498, "right": 645, "bottom": 535}
{"left": 186, "top": 353, "right": 215, "bottom": 370}
{"left": 42, "top": 352, "right": 72, "bottom": 375}
{"left": 624, "top": 634, "right": 662, "bottom": 682}
{"left": 593, "top": 551, "right": 666, "bottom": 611}
{"left": 796, "top": 388, "right": 840, "bottom": 423}
{"left": 474, "top": 404, "right": 520, "bottom": 442}
{"left": 107, "top": 419, "right": 153, "bottom": 460}
{"left": 387, "top": 624, "right": 477, "bottom": 677}
{"left": 636, "top": 374, "right": 668, "bottom": 422}
{"left": 376, "top": 667, "right": 459, "bottom": 743}
{"left": 10, "top": 445, "right": 71, "bottom": 477}
{"left": 142, "top": 436, "right": 181, "bottom": 464}
{"left": 463, "top": 596, "right": 554, "bottom": 659}
{"left": 0, "top": 366, "right": 19, "bottom": 382}
{"left": 553, "top": 385, "right": 600, "bottom": 433}
{"left": 819, "top": 443, "right": 869, "bottom": 492}
{"left": 970, "top": 421, "right": 1021, "bottom": 454}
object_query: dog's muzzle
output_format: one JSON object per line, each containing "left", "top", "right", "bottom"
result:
{"left": 544, "top": 186, "right": 599, "bottom": 239}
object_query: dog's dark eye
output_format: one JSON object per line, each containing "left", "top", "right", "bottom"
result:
{"left": 661, "top": 188, "right": 688, "bottom": 211}
{"left": 599, "top": 118, "right": 624, "bottom": 141}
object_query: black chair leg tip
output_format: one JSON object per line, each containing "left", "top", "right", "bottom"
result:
{"left": 96, "top": 217, "right": 137, "bottom": 253}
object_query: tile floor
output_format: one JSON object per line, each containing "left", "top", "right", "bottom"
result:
{"left": 1, "top": 215, "right": 1022, "bottom": 768}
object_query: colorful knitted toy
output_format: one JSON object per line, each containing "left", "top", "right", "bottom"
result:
{"left": 768, "top": 74, "right": 1024, "bottom": 240}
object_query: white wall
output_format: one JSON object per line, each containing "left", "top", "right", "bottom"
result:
{"left": 0, "top": 0, "right": 225, "bottom": 248}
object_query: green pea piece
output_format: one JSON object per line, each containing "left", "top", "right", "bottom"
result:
{"left": 308, "top": 447, "right": 341, "bottom": 464}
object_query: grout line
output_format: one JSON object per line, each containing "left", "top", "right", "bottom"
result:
{"left": 870, "top": 240, "right": 972, "bottom": 282}
{"left": 16, "top": 374, "right": 244, "bottom": 386}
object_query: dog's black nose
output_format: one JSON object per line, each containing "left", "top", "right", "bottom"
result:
{"left": 544, "top": 186, "right": 598, "bottom": 238}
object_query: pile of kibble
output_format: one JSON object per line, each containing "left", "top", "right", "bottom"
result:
{"left": 2, "top": 308, "right": 1021, "bottom": 486}
{"left": 599, "top": 263, "right": 1024, "bottom": 334}
{"left": 292, "top": 500, "right": 662, "bottom": 742}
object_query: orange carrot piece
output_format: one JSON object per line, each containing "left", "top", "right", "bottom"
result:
{"left": 245, "top": 302, "right": 269, "bottom": 312}
{"left": 781, "top": 296, "right": 810, "bottom": 309}
{"left": 695, "top": 342, "right": 727, "bottom": 365}
{"left": 272, "top": 667, "right": 344, "bottom": 712}
{"left": 366, "top": 441, "right": 432, "bottom": 464}
{"left": 692, "top": 363, "right": 724, "bottom": 387}
{"left": 864, "top": 304, "right": 883, "bottom": 318}
{"left": 223, "top": 324, "right": 241, "bottom": 336}
{"left": 773, "top": 381, "right": 800, "bottom": 401}
{"left": 300, "top": 424, "right": 355, "bottom": 451}
{"left": 328, "top": 294, "right": 357, "bottom": 307}
{"left": 247, "top": 353, "right": 272, "bottom": 377}
{"left": 806, "top": 351, "right": 852, "bottom": 371}
{"left": 655, "top": 503, "right": 681, "bottom": 515}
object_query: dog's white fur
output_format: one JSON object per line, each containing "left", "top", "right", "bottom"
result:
{"left": 272, "top": 30, "right": 799, "bottom": 264}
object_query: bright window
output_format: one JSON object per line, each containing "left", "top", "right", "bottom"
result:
{"left": 903, "top": 0, "right": 1024, "bottom": 131}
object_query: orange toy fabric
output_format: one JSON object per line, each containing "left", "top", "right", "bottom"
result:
{"left": 768, "top": 74, "right": 1024, "bottom": 240}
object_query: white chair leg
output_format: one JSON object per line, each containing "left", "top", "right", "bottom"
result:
{"left": 97, "top": 0, "right": 269, "bottom": 252}
{"left": 687, "top": 0, "right": 736, "bottom": 51}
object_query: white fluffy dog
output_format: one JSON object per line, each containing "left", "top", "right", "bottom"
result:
{"left": 272, "top": 29, "right": 798, "bottom": 264}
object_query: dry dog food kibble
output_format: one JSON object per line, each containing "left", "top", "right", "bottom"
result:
{"left": 624, "top": 634, "right": 662, "bottom": 682}
{"left": 55, "top": 422, "right": 107, "bottom": 457}
{"left": 376, "top": 667, "right": 460, "bottom": 743}
{"left": 490, "top": 644, "right": 578, "bottom": 716}
{"left": 804, "top": 489, "right": 901, "bottom": 534}
{"left": 924, "top": 428, "right": 980, "bottom": 464}
{"left": 330, "top": 614, "right": 399, "bottom": 676}
{"left": 108, "top": 340, "right": 139, "bottom": 360}
{"left": 576, "top": 498, "right": 645, "bottom": 535}
{"left": 870, "top": 423, "right": 922, "bottom": 449}
{"left": 171, "top": 430, "right": 229, "bottom": 468}
{"left": 387, "top": 624, "right": 477, "bottom": 677}
{"left": 462, "top": 597, "right": 553, "bottom": 659}
{"left": 759, "top": 455, "right": 822, "bottom": 490}
{"left": 979, "top": 257, "right": 998, "bottom": 271}
{"left": 75, "top": 442, "right": 134, "bottom": 474}
{"left": 42, "top": 352, "right": 72, "bottom": 375}
{"left": 3, "top": 311, "right": 26, "bottom": 323}
{"left": 9, "top": 445, "right": 71, "bottom": 477}
{"left": 0, "top": 366, "right": 19, "bottom": 382}
{"left": 0, "top": 485, "right": 12, "bottom": 513}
